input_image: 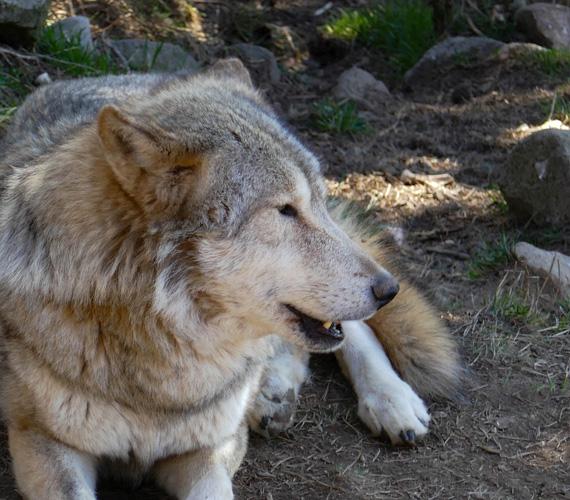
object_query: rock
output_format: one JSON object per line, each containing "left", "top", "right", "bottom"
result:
{"left": 450, "top": 82, "right": 473, "bottom": 104}
{"left": 514, "top": 242, "right": 570, "bottom": 296}
{"left": 0, "top": 0, "right": 52, "bottom": 47}
{"left": 496, "top": 42, "right": 546, "bottom": 61}
{"left": 51, "top": 16, "right": 93, "bottom": 51}
{"left": 35, "top": 72, "right": 52, "bottom": 85}
{"left": 404, "top": 36, "right": 505, "bottom": 88}
{"left": 499, "top": 129, "right": 570, "bottom": 226}
{"left": 333, "top": 67, "right": 390, "bottom": 111}
{"left": 109, "top": 39, "right": 199, "bottom": 72}
{"left": 227, "top": 43, "right": 280, "bottom": 86}
{"left": 515, "top": 3, "right": 570, "bottom": 49}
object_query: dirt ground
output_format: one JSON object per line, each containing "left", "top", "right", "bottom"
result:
{"left": 0, "top": 1, "right": 569, "bottom": 499}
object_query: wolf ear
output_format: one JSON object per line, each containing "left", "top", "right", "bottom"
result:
{"left": 98, "top": 104, "right": 169, "bottom": 182}
{"left": 205, "top": 58, "right": 254, "bottom": 88}
{"left": 98, "top": 105, "right": 206, "bottom": 210}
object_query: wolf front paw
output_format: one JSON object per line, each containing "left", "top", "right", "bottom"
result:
{"left": 248, "top": 386, "right": 298, "bottom": 437}
{"left": 248, "top": 338, "right": 309, "bottom": 438}
{"left": 357, "top": 379, "right": 430, "bottom": 445}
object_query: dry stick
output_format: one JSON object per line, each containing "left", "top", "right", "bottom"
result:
{"left": 99, "top": 34, "right": 131, "bottom": 72}
{"left": 0, "top": 46, "right": 99, "bottom": 73}
{"left": 547, "top": 92, "right": 558, "bottom": 122}
{"left": 465, "top": 14, "right": 484, "bottom": 37}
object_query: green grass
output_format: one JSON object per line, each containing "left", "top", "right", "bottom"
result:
{"left": 555, "top": 298, "right": 570, "bottom": 333}
{"left": 548, "top": 93, "right": 570, "bottom": 124}
{"left": 312, "top": 99, "right": 369, "bottom": 135}
{"left": 37, "top": 24, "right": 117, "bottom": 77}
{"left": 528, "top": 49, "right": 570, "bottom": 77}
{"left": 0, "top": 68, "right": 31, "bottom": 129}
{"left": 124, "top": 40, "right": 165, "bottom": 72}
{"left": 468, "top": 233, "right": 515, "bottom": 279}
{"left": 323, "top": 1, "right": 435, "bottom": 73}
{"left": 486, "top": 185, "right": 509, "bottom": 214}
{"left": 492, "top": 292, "right": 532, "bottom": 322}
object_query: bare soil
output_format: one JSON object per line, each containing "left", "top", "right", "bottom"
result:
{"left": 1, "top": 1, "right": 568, "bottom": 499}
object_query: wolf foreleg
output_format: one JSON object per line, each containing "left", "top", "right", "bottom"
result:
{"left": 154, "top": 424, "right": 247, "bottom": 500}
{"left": 336, "top": 321, "right": 430, "bottom": 445}
{"left": 9, "top": 426, "right": 97, "bottom": 500}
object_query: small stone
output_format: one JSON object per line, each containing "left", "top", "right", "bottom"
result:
{"left": 109, "top": 39, "right": 199, "bottom": 73}
{"left": 495, "top": 416, "right": 516, "bottom": 430}
{"left": 514, "top": 242, "right": 570, "bottom": 296}
{"left": 0, "top": 0, "right": 52, "bottom": 47}
{"left": 35, "top": 72, "right": 52, "bottom": 86}
{"left": 227, "top": 43, "right": 280, "bottom": 86}
{"left": 515, "top": 3, "right": 570, "bottom": 49}
{"left": 50, "top": 16, "right": 93, "bottom": 51}
{"left": 333, "top": 67, "right": 390, "bottom": 111}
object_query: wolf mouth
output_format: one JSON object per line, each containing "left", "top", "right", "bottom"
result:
{"left": 285, "top": 305, "right": 344, "bottom": 345}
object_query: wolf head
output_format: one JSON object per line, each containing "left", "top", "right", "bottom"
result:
{"left": 97, "top": 59, "right": 398, "bottom": 352}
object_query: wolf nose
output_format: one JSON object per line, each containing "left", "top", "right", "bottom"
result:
{"left": 372, "top": 276, "right": 399, "bottom": 309}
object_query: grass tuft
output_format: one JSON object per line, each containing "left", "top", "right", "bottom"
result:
{"left": 0, "top": 68, "right": 31, "bottom": 129}
{"left": 486, "top": 184, "right": 509, "bottom": 214}
{"left": 555, "top": 298, "right": 570, "bottom": 334}
{"left": 528, "top": 49, "right": 570, "bottom": 77}
{"left": 312, "top": 99, "right": 369, "bottom": 135}
{"left": 468, "top": 233, "right": 515, "bottom": 279}
{"left": 547, "top": 93, "right": 570, "bottom": 124}
{"left": 37, "top": 25, "right": 117, "bottom": 77}
{"left": 492, "top": 291, "right": 532, "bottom": 323}
{"left": 323, "top": 1, "right": 435, "bottom": 73}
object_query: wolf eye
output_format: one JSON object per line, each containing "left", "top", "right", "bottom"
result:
{"left": 278, "top": 204, "right": 298, "bottom": 217}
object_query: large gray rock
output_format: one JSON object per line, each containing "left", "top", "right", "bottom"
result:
{"left": 51, "top": 15, "right": 93, "bottom": 51}
{"left": 404, "top": 36, "right": 505, "bottom": 88}
{"left": 0, "top": 0, "right": 51, "bottom": 46}
{"left": 515, "top": 3, "right": 570, "bottom": 49}
{"left": 109, "top": 39, "right": 199, "bottom": 72}
{"left": 499, "top": 129, "right": 570, "bottom": 226}
{"left": 333, "top": 67, "right": 390, "bottom": 111}
{"left": 227, "top": 43, "right": 280, "bottom": 86}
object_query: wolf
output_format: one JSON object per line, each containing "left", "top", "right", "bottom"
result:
{"left": 0, "top": 59, "right": 461, "bottom": 499}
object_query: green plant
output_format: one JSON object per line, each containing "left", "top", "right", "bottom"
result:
{"left": 468, "top": 233, "right": 515, "bottom": 279}
{"left": 312, "top": 99, "right": 369, "bottom": 135}
{"left": 124, "top": 41, "right": 165, "bottom": 72}
{"left": 323, "top": 1, "right": 435, "bottom": 73}
{"left": 0, "top": 68, "right": 30, "bottom": 129}
{"left": 555, "top": 298, "right": 570, "bottom": 333}
{"left": 548, "top": 93, "right": 570, "bottom": 124}
{"left": 492, "top": 291, "right": 532, "bottom": 322}
{"left": 486, "top": 185, "right": 509, "bottom": 214}
{"left": 37, "top": 25, "right": 117, "bottom": 77}
{"left": 529, "top": 49, "right": 570, "bottom": 77}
